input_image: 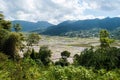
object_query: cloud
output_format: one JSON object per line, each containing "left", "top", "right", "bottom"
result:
{"left": 0, "top": 0, "right": 120, "bottom": 24}
{"left": 84, "top": 0, "right": 120, "bottom": 11}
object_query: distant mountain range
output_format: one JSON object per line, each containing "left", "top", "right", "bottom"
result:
{"left": 12, "top": 17, "right": 120, "bottom": 38}
{"left": 42, "top": 17, "right": 120, "bottom": 36}
{"left": 12, "top": 20, "right": 54, "bottom": 32}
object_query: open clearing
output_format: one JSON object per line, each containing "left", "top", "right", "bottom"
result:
{"left": 32, "top": 36, "right": 120, "bottom": 63}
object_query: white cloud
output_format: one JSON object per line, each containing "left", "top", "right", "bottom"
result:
{"left": 0, "top": 0, "right": 120, "bottom": 24}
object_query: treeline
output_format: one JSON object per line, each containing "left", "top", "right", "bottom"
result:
{"left": 61, "top": 28, "right": 120, "bottom": 40}
{"left": 0, "top": 13, "right": 120, "bottom": 80}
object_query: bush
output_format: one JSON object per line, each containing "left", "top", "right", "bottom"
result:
{"left": 40, "top": 66, "right": 95, "bottom": 80}
{"left": 55, "top": 51, "right": 71, "bottom": 66}
{"left": 2, "top": 32, "right": 22, "bottom": 59}
{"left": 0, "top": 52, "right": 8, "bottom": 61}
{"left": 0, "top": 29, "right": 9, "bottom": 51}
{"left": 30, "top": 48, "right": 38, "bottom": 59}
{"left": 55, "top": 58, "right": 70, "bottom": 66}
{"left": 74, "top": 47, "right": 120, "bottom": 70}
{"left": 27, "top": 33, "right": 41, "bottom": 46}
{"left": 38, "top": 46, "right": 52, "bottom": 66}
{"left": 61, "top": 51, "right": 70, "bottom": 58}
{"left": 0, "top": 57, "right": 41, "bottom": 80}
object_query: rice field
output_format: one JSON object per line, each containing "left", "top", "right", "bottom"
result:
{"left": 32, "top": 35, "right": 120, "bottom": 63}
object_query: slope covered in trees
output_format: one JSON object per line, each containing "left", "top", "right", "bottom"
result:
{"left": 42, "top": 17, "right": 120, "bottom": 36}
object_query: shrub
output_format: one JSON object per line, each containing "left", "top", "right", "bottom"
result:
{"left": 55, "top": 51, "right": 71, "bottom": 66}
{"left": 74, "top": 47, "right": 120, "bottom": 70}
{"left": 61, "top": 51, "right": 70, "bottom": 58}
{"left": 55, "top": 58, "right": 70, "bottom": 66}
{"left": 2, "top": 32, "right": 24, "bottom": 60}
{"left": 38, "top": 46, "right": 52, "bottom": 66}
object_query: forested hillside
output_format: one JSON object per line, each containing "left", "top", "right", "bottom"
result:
{"left": 42, "top": 17, "right": 120, "bottom": 36}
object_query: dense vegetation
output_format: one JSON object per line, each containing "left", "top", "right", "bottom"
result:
{"left": 0, "top": 13, "right": 120, "bottom": 80}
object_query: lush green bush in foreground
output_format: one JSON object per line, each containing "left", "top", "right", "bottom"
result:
{"left": 0, "top": 52, "right": 41, "bottom": 80}
{"left": 40, "top": 66, "right": 120, "bottom": 80}
{"left": 1, "top": 52, "right": 120, "bottom": 80}
{"left": 74, "top": 47, "right": 120, "bottom": 70}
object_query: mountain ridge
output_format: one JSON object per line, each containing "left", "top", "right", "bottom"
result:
{"left": 42, "top": 17, "right": 120, "bottom": 35}
{"left": 12, "top": 20, "right": 54, "bottom": 32}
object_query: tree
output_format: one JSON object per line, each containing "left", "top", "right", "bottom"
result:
{"left": 55, "top": 51, "right": 71, "bottom": 66}
{"left": 0, "top": 13, "right": 4, "bottom": 20}
{"left": 0, "top": 13, "right": 25, "bottom": 60}
{"left": 99, "top": 30, "right": 114, "bottom": 48}
{"left": 2, "top": 32, "right": 23, "bottom": 59}
{"left": 55, "top": 58, "right": 70, "bottom": 66}
{"left": 38, "top": 46, "right": 52, "bottom": 66}
{"left": 61, "top": 51, "right": 70, "bottom": 59}
{"left": 30, "top": 48, "right": 38, "bottom": 59}
{"left": 0, "top": 13, "right": 12, "bottom": 51}
{"left": 0, "top": 13, "right": 11, "bottom": 31}
{"left": 13, "top": 23, "right": 22, "bottom": 32}
{"left": 0, "top": 29, "right": 9, "bottom": 51}
{"left": 27, "top": 33, "right": 41, "bottom": 46}
{"left": 1, "top": 20, "right": 11, "bottom": 31}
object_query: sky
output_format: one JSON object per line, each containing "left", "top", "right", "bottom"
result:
{"left": 0, "top": 0, "right": 120, "bottom": 24}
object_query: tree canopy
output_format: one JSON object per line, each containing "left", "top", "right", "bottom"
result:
{"left": 99, "top": 30, "right": 114, "bottom": 48}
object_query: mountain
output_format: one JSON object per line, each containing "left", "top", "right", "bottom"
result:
{"left": 12, "top": 20, "right": 54, "bottom": 32}
{"left": 42, "top": 17, "right": 120, "bottom": 35}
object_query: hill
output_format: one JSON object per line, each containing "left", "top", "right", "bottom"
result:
{"left": 12, "top": 20, "right": 54, "bottom": 32}
{"left": 42, "top": 17, "right": 120, "bottom": 36}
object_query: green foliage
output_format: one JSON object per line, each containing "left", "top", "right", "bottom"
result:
{"left": 0, "top": 14, "right": 12, "bottom": 52}
{"left": 11, "top": 59, "right": 41, "bottom": 80}
{"left": 0, "top": 52, "right": 41, "bottom": 80}
{"left": 0, "top": 13, "right": 4, "bottom": 20}
{"left": 0, "top": 51, "right": 120, "bottom": 80}
{"left": 38, "top": 46, "right": 52, "bottom": 66}
{"left": 61, "top": 51, "right": 70, "bottom": 58}
{"left": 0, "top": 14, "right": 11, "bottom": 31}
{"left": 73, "top": 30, "right": 118, "bottom": 70}
{"left": 74, "top": 47, "right": 120, "bottom": 70}
{"left": 40, "top": 66, "right": 120, "bottom": 80}
{"left": 55, "top": 51, "right": 71, "bottom": 66}
{"left": 27, "top": 33, "right": 41, "bottom": 46}
{"left": 2, "top": 32, "right": 23, "bottom": 59}
{"left": 55, "top": 58, "right": 70, "bottom": 67}
{"left": 99, "top": 30, "right": 114, "bottom": 48}
{"left": 0, "top": 29, "right": 9, "bottom": 51}
{"left": 100, "top": 30, "right": 109, "bottom": 38}
{"left": 73, "top": 47, "right": 94, "bottom": 66}
{"left": 0, "top": 20, "right": 11, "bottom": 31}
{"left": 41, "top": 66, "right": 93, "bottom": 80}
{"left": 0, "top": 52, "right": 8, "bottom": 62}
{"left": 13, "top": 23, "right": 22, "bottom": 32}
{"left": 30, "top": 48, "right": 38, "bottom": 59}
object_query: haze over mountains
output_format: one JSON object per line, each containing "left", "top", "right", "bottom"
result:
{"left": 12, "top": 17, "right": 120, "bottom": 36}
{"left": 42, "top": 17, "right": 120, "bottom": 36}
{"left": 12, "top": 20, "right": 54, "bottom": 32}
